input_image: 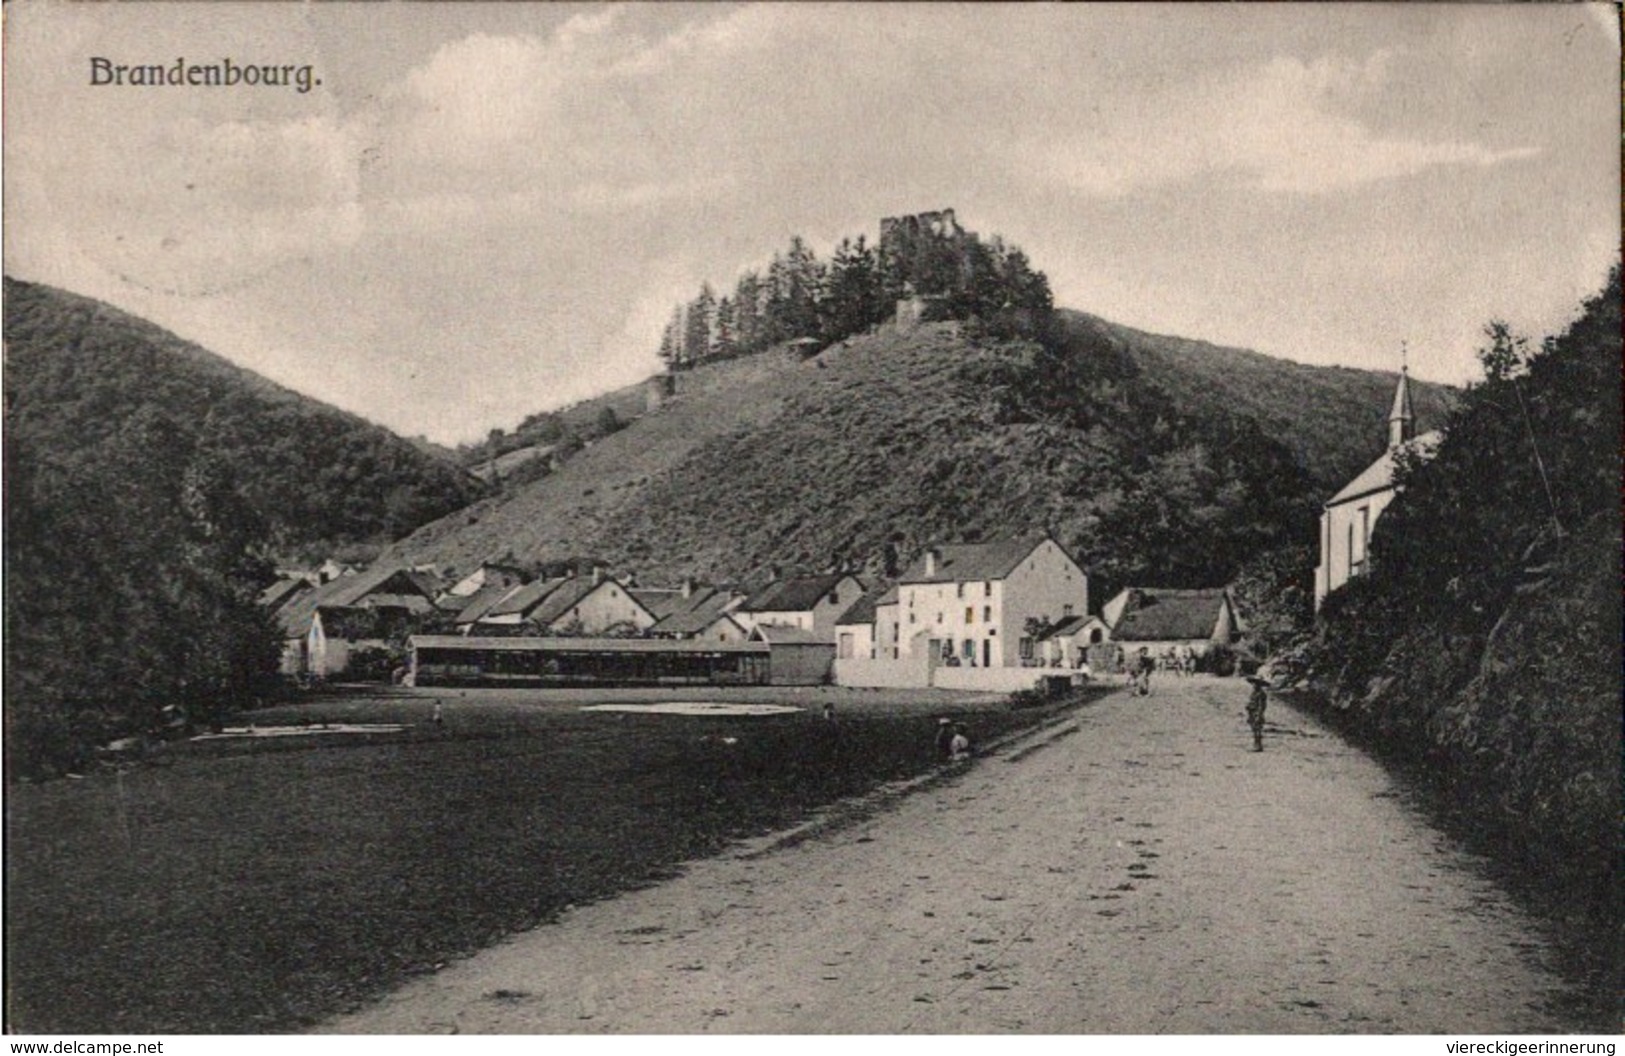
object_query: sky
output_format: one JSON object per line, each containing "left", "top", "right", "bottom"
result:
{"left": 5, "top": 2, "right": 1619, "bottom": 445}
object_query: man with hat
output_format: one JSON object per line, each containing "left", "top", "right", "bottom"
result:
{"left": 1244, "top": 670, "right": 1271, "bottom": 751}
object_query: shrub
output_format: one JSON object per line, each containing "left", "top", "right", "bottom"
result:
{"left": 1199, "top": 642, "right": 1238, "bottom": 676}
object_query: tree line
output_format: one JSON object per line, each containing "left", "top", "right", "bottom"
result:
{"left": 6, "top": 411, "right": 282, "bottom": 776}
{"left": 657, "top": 216, "right": 1055, "bottom": 371}
{"left": 1306, "top": 266, "right": 1620, "bottom": 902}
{"left": 3, "top": 277, "right": 490, "bottom": 775}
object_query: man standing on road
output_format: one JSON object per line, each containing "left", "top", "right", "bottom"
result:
{"left": 1134, "top": 647, "right": 1155, "bottom": 695}
{"left": 1245, "top": 676, "right": 1268, "bottom": 751}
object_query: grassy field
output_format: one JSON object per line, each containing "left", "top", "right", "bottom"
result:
{"left": 4, "top": 686, "right": 1088, "bottom": 1033}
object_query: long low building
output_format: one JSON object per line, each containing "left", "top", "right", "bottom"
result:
{"left": 408, "top": 635, "right": 772, "bottom": 687}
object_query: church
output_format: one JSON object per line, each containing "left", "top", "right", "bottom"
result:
{"left": 1314, "top": 367, "right": 1441, "bottom": 609}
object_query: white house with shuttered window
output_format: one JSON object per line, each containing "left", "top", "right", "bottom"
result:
{"left": 894, "top": 534, "right": 1088, "bottom": 669}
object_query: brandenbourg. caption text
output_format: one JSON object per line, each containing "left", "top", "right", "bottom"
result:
{"left": 89, "top": 57, "right": 318, "bottom": 93}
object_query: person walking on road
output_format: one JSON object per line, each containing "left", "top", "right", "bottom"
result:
{"left": 1132, "top": 647, "right": 1155, "bottom": 696}
{"left": 1245, "top": 676, "right": 1268, "bottom": 751}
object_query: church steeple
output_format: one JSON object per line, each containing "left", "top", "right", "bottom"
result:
{"left": 1388, "top": 345, "right": 1415, "bottom": 448}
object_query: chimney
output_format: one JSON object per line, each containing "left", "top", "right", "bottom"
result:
{"left": 768, "top": 564, "right": 781, "bottom": 582}
{"left": 925, "top": 547, "right": 940, "bottom": 576}
{"left": 592, "top": 565, "right": 605, "bottom": 585}
{"left": 682, "top": 576, "right": 695, "bottom": 598}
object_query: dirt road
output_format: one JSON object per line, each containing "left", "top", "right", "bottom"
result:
{"left": 325, "top": 676, "right": 1583, "bottom": 1034}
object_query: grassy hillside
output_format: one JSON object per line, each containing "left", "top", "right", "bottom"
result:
{"left": 4, "top": 277, "right": 485, "bottom": 551}
{"left": 388, "top": 313, "right": 1450, "bottom": 593}
{"left": 394, "top": 348, "right": 807, "bottom": 580}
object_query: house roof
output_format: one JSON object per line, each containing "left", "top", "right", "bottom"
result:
{"left": 444, "top": 562, "right": 526, "bottom": 598}
{"left": 630, "top": 588, "right": 687, "bottom": 621}
{"left": 1326, "top": 430, "right": 1441, "bottom": 507}
{"left": 835, "top": 583, "right": 897, "bottom": 627}
{"left": 1110, "top": 588, "right": 1234, "bottom": 643}
{"left": 484, "top": 578, "right": 567, "bottom": 619}
{"left": 1039, "top": 614, "right": 1109, "bottom": 641}
{"left": 316, "top": 605, "right": 416, "bottom": 640}
{"left": 897, "top": 534, "right": 1058, "bottom": 585}
{"left": 365, "top": 594, "right": 436, "bottom": 615}
{"left": 652, "top": 607, "right": 744, "bottom": 637}
{"left": 260, "top": 577, "right": 310, "bottom": 610}
{"left": 742, "top": 574, "right": 861, "bottom": 613}
{"left": 453, "top": 581, "right": 519, "bottom": 624}
{"left": 274, "top": 565, "right": 434, "bottom": 637}
{"left": 649, "top": 589, "right": 738, "bottom": 636}
{"left": 528, "top": 577, "right": 611, "bottom": 627}
{"left": 1041, "top": 615, "right": 1088, "bottom": 640}
{"left": 632, "top": 585, "right": 725, "bottom": 622}
{"left": 749, "top": 625, "right": 834, "bottom": 646}
{"left": 320, "top": 565, "right": 433, "bottom": 608}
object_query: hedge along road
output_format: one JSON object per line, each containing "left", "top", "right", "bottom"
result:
{"left": 325, "top": 675, "right": 1587, "bottom": 1034}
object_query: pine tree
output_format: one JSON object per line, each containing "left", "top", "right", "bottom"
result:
{"left": 658, "top": 304, "right": 687, "bottom": 371}
{"left": 781, "top": 236, "right": 825, "bottom": 340}
{"left": 734, "top": 271, "right": 762, "bottom": 355}
{"left": 821, "top": 235, "right": 883, "bottom": 341}
{"left": 713, "top": 294, "right": 737, "bottom": 361}
{"left": 684, "top": 283, "right": 716, "bottom": 366}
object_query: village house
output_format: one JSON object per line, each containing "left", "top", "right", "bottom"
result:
{"left": 272, "top": 565, "right": 440, "bottom": 677}
{"left": 641, "top": 583, "right": 750, "bottom": 643}
{"left": 894, "top": 533, "right": 1089, "bottom": 669}
{"left": 1036, "top": 613, "right": 1112, "bottom": 668}
{"left": 874, "top": 587, "right": 901, "bottom": 660}
{"left": 1315, "top": 366, "right": 1442, "bottom": 609}
{"left": 748, "top": 624, "right": 837, "bottom": 685}
{"left": 834, "top": 584, "right": 900, "bottom": 661}
{"left": 451, "top": 579, "right": 526, "bottom": 633}
{"left": 733, "top": 573, "right": 867, "bottom": 642}
{"left": 439, "top": 561, "right": 527, "bottom": 603}
{"left": 1099, "top": 587, "right": 1243, "bottom": 666}
{"left": 466, "top": 578, "right": 556, "bottom": 632}
{"left": 315, "top": 558, "right": 356, "bottom": 584}
{"left": 259, "top": 576, "right": 311, "bottom": 612}
{"left": 472, "top": 571, "right": 655, "bottom": 637}
{"left": 833, "top": 586, "right": 881, "bottom": 660}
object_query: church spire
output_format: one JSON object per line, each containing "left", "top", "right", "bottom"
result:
{"left": 1388, "top": 343, "right": 1415, "bottom": 448}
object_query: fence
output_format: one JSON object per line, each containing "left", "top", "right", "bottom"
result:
{"left": 931, "top": 666, "right": 1048, "bottom": 694}
{"left": 833, "top": 654, "right": 934, "bottom": 689}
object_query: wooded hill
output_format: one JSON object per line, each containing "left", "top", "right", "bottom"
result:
{"left": 387, "top": 307, "right": 1451, "bottom": 599}
{"left": 3, "top": 277, "right": 485, "bottom": 553}
{"left": 1302, "top": 268, "right": 1621, "bottom": 909}
{"left": 4, "top": 277, "right": 486, "bottom": 773}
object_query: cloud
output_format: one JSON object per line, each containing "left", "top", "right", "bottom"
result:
{"left": 1035, "top": 50, "right": 1542, "bottom": 197}
{"left": 569, "top": 174, "right": 738, "bottom": 212}
{"left": 33, "top": 112, "right": 363, "bottom": 296}
{"left": 4, "top": 3, "right": 1607, "bottom": 446}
